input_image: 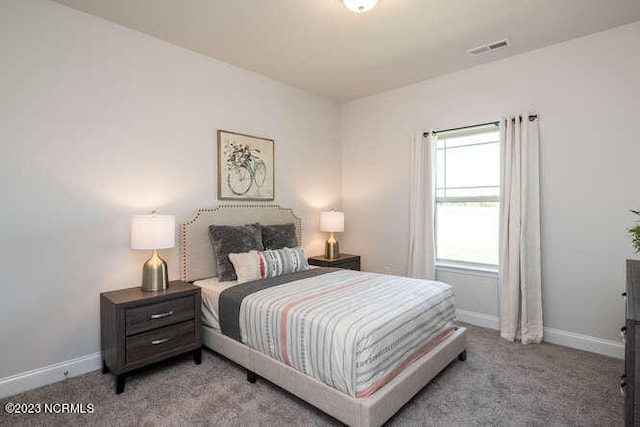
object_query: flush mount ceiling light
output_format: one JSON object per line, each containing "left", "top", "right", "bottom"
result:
{"left": 343, "top": 0, "right": 378, "bottom": 14}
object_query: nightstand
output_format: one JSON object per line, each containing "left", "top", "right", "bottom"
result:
{"left": 100, "top": 281, "right": 202, "bottom": 394}
{"left": 308, "top": 253, "right": 361, "bottom": 271}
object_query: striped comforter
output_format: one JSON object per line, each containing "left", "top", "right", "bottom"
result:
{"left": 238, "top": 269, "right": 456, "bottom": 398}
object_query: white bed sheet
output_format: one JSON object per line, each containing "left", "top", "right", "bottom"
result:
{"left": 193, "top": 276, "right": 238, "bottom": 331}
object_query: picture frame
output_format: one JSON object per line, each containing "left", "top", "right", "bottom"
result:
{"left": 217, "top": 130, "right": 275, "bottom": 201}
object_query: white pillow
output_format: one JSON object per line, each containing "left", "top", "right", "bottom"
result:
{"left": 228, "top": 252, "right": 261, "bottom": 284}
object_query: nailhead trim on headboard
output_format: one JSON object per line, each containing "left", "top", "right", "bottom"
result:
{"left": 180, "top": 205, "right": 303, "bottom": 282}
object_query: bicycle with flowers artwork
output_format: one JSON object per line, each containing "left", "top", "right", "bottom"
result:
{"left": 217, "top": 130, "right": 274, "bottom": 200}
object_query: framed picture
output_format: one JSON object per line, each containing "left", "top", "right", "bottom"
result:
{"left": 217, "top": 130, "right": 275, "bottom": 200}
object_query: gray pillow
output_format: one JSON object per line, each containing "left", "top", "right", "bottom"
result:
{"left": 261, "top": 223, "right": 298, "bottom": 250}
{"left": 209, "top": 223, "right": 264, "bottom": 281}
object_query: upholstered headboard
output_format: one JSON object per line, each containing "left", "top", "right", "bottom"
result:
{"left": 180, "top": 205, "right": 302, "bottom": 282}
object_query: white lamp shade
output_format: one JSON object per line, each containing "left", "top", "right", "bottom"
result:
{"left": 320, "top": 211, "right": 345, "bottom": 233}
{"left": 343, "top": 0, "right": 378, "bottom": 13}
{"left": 131, "top": 214, "right": 175, "bottom": 249}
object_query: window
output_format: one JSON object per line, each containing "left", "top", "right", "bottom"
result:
{"left": 435, "top": 123, "right": 500, "bottom": 268}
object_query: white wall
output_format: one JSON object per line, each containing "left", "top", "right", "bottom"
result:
{"left": 2, "top": 0, "right": 638, "bottom": 397}
{"left": 0, "top": 0, "right": 341, "bottom": 382}
{"left": 341, "top": 21, "right": 640, "bottom": 345}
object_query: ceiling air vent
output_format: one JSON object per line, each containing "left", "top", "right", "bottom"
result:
{"left": 468, "top": 39, "right": 510, "bottom": 56}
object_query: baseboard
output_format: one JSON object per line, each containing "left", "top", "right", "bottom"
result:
{"left": 456, "top": 309, "right": 500, "bottom": 330}
{"left": 0, "top": 352, "right": 101, "bottom": 399}
{"left": 543, "top": 327, "right": 624, "bottom": 359}
{"left": 456, "top": 309, "right": 624, "bottom": 359}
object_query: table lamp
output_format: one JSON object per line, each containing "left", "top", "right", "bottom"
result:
{"left": 131, "top": 211, "right": 175, "bottom": 292}
{"left": 320, "top": 210, "right": 344, "bottom": 259}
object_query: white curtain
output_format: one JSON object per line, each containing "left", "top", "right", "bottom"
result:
{"left": 407, "top": 131, "right": 437, "bottom": 280}
{"left": 499, "top": 114, "right": 543, "bottom": 344}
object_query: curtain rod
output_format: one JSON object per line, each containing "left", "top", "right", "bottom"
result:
{"left": 423, "top": 114, "right": 538, "bottom": 138}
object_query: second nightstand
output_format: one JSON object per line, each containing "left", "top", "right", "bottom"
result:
{"left": 308, "top": 253, "right": 361, "bottom": 271}
{"left": 100, "top": 281, "right": 202, "bottom": 394}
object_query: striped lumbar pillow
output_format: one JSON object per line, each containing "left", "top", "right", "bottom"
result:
{"left": 257, "top": 247, "right": 309, "bottom": 279}
{"left": 229, "top": 247, "right": 309, "bottom": 284}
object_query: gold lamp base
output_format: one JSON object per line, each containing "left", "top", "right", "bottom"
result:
{"left": 141, "top": 249, "right": 169, "bottom": 292}
{"left": 324, "top": 232, "right": 340, "bottom": 259}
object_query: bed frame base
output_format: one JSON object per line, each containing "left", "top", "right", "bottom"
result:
{"left": 203, "top": 326, "right": 467, "bottom": 427}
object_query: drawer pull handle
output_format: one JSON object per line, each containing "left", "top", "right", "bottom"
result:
{"left": 150, "top": 310, "right": 174, "bottom": 320}
{"left": 621, "top": 326, "right": 627, "bottom": 343}
{"left": 151, "top": 338, "right": 172, "bottom": 345}
{"left": 622, "top": 292, "right": 627, "bottom": 299}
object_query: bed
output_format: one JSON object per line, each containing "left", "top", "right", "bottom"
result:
{"left": 180, "top": 205, "right": 467, "bottom": 426}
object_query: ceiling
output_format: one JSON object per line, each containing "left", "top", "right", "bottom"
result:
{"left": 51, "top": 0, "right": 640, "bottom": 102}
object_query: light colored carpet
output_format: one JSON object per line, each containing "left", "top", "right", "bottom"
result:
{"left": 0, "top": 324, "right": 624, "bottom": 426}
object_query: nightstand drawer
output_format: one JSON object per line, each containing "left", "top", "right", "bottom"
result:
{"left": 101, "top": 282, "right": 202, "bottom": 393}
{"left": 126, "top": 320, "right": 196, "bottom": 364}
{"left": 331, "top": 258, "right": 360, "bottom": 270}
{"left": 126, "top": 296, "right": 195, "bottom": 335}
{"left": 308, "top": 254, "right": 361, "bottom": 271}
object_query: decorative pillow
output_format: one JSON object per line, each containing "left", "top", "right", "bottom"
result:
{"left": 228, "top": 252, "right": 262, "bottom": 284}
{"left": 209, "top": 223, "right": 263, "bottom": 281}
{"left": 261, "top": 223, "right": 298, "bottom": 250}
{"left": 228, "top": 246, "right": 310, "bottom": 283}
{"left": 256, "top": 247, "right": 309, "bottom": 279}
